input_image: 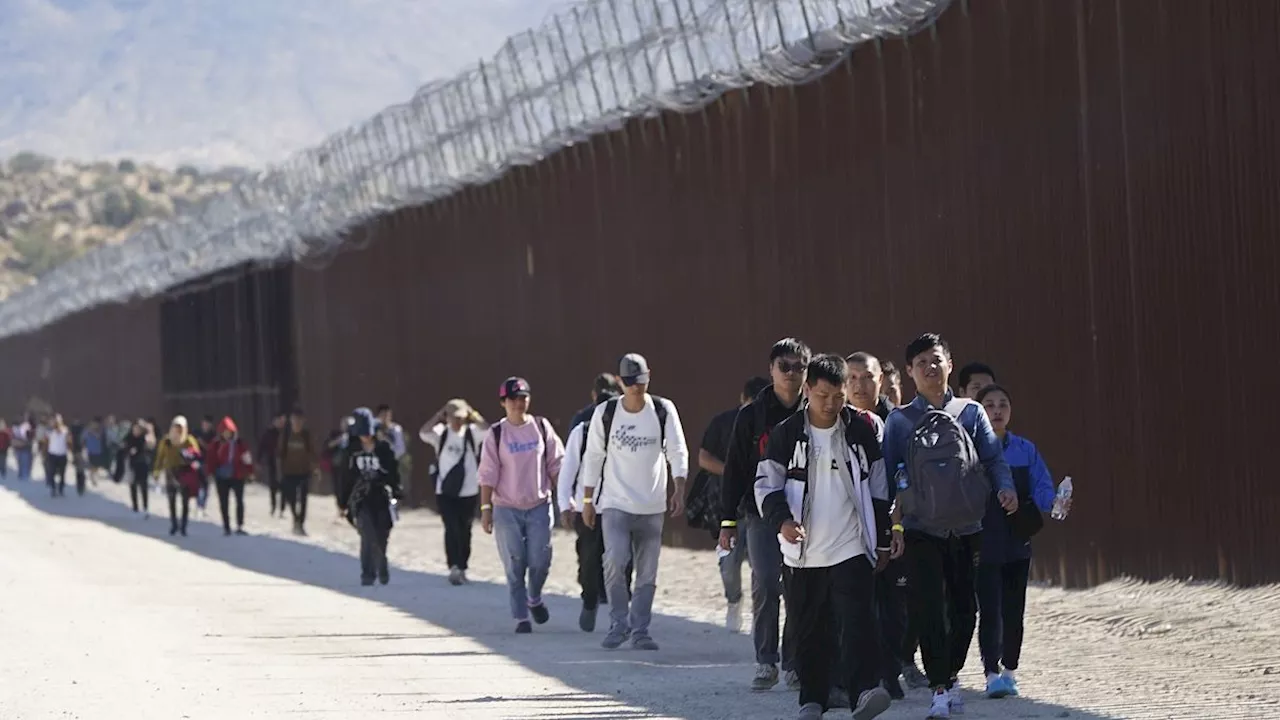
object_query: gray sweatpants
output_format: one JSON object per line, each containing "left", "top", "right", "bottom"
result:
{"left": 601, "top": 509, "right": 664, "bottom": 638}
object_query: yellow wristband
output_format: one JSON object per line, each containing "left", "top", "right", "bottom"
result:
{"left": 480, "top": 504, "right": 492, "bottom": 511}
{"left": 721, "top": 520, "right": 737, "bottom": 528}
{"left": 891, "top": 524, "right": 905, "bottom": 533}
{"left": 582, "top": 497, "right": 593, "bottom": 505}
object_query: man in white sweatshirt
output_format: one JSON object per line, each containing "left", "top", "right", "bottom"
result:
{"left": 581, "top": 353, "right": 689, "bottom": 651}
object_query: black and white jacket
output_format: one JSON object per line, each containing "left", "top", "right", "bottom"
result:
{"left": 754, "top": 406, "right": 891, "bottom": 568}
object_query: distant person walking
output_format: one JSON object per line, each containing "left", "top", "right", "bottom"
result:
{"left": 13, "top": 415, "right": 33, "bottom": 480}
{"left": 208, "top": 416, "right": 254, "bottom": 536}
{"left": 124, "top": 420, "right": 155, "bottom": 515}
{"left": 278, "top": 408, "right": 316, "bottom": 536}
{"left": 153, "top": 416, "right": 203, "bottom": 537}
{"left": 44, "top": 415, "right": 70, "bottom": 497}
{"left": 0, "top": 418, "right": 11, "bottom": 480}
{"left": 258, "top": 413, "right": 287, "bottom": 517}
{"left": 420, "top": 399, "right": 489, "bottom": 586}
{"left": 337, "top": 412, "right": 402, "bottom": 586}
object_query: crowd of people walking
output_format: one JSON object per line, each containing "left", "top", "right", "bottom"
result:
{"left": 1, "top": 332, "right": 1071, "bottom": 720}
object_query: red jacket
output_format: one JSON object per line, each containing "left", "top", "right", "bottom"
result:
{"left": 208, "top": 417, "right": 254, "bottom": 481}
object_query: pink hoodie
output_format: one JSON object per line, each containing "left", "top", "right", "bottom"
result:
{"left": 477, "top": 417, "right": 564, "bottom": 510}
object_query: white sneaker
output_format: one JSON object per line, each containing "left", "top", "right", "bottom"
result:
{"left": 784, "top": 669, "right": 802, "bottom": 691}
{"left": 750, "top": 663, "right": 779, "bottom": 691}
{"left": 926, "top": 690, "right": 951, "bottom": 719}
{"left": 725, "top": 602, "right": 743, "bottom": 633}
{"left": 948, "top": 686, "right": 966, "bottom": 715}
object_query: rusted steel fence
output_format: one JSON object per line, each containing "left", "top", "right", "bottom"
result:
{"left": 4, "top": 0, "right": 1280, "bottom": 585}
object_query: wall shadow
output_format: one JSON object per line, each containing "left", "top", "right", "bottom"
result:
{"left": 9, "top": 479, "right": 1116, "bottom": 720}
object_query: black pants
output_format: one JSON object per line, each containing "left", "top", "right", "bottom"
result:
{"left": 573, "top": 513, "right": 632, "bottom": 608}
{"left": 75, "top": 463, "right": 87, "bottom": 495}
{"left": 130, "top": 467, "right": 149, "bottom": 511}
{"left": 787, "top": 556, "right": 880, "bottom": 709}
{"left": 113, "top": 448, "right": 128, "bottom": 483}
{"left": 281, "top": 473, "right": 310, "bottom": 524}
{"left": 357, "top": 500, "right": 393, "bottom": 583}
{"left": 0, "top": 449, "right": 7, "bottom": 477}
{"left": 977, "top": 559, "right": 1031, "bottom": 675}
{"left": 216, "top": 477, "right": 246, "bottom": 532}
{"left": 875, "top": 556, "right": 911, "bottom": 681}
{"left": 167, "top": 485, "right": 193, "bottom": 532}
{"left": 437, "top": 493, "right": 477, "bottom": 571}
{"left": 905, "top": 530, "right": 979, "bottom": 689}
{"left": 47, "top": 454, "right": 68, "bottom": 495}
{"left": 266, "top": 465, "right": 280, "bottom": 513}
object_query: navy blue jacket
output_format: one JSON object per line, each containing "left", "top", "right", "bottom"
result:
{"left": 980, "top": 432, "right": 1057, "bottom": 564}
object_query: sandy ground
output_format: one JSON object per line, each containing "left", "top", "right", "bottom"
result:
{"left": 0, "top": 474, "right": 1277, "bottom": 720}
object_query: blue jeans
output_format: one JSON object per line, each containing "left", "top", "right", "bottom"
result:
{"left": 602, "top": 509, "right": 664, "bottom": 638}
{"left": 744, "top": 513, "right": 791, "bottom": 668}
{"left": 16, "top": 448, "right": 33, "bottom": 480}
{"left": 719, "top": 528, "right": 748, "bottom": 604}
{"left": 492, "top": 502, "right": 554, "bottom": 621}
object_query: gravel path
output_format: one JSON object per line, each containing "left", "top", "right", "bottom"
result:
{"left": 1, "top": 477, "right": 1276, "bottom": 719}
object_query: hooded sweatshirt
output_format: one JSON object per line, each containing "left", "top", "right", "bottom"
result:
{"left": 208, "top": 417, "right": 254, "bottom": 481}
{"left": 278, "top": 423, "right": 316, "bottom": 476}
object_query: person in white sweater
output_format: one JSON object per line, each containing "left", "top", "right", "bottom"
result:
{"left": 581, "top": 353, "right": 689, "bottom": 651}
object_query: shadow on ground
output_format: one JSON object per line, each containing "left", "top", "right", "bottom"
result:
{"left": 9, "top": 479, "right": 1115, "bottom": 720}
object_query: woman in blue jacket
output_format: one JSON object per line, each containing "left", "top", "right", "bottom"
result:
{"left": 974, "top": 385, "right": 1061, "bottom": 700}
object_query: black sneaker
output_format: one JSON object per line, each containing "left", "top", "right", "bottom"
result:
{"left": 883, "top": 676, "right": 905, "bottom": 700}
{"left": 235, "top": 528, "right": 248, "bottom": 536}
{"left": 529, "top": 603, "right": 550, "bottom": 625}
{"left": 223, "top": 528, "right": 232, "bottom": 537}
{"left": 378, "top": 572, "right": 389, "bottom": 586}
{"left": 579, "top": 605, "right": 597, "bottom": 632}
{"left": 361, "top": 578, "right": 375, "bottom": 586}
{"left": 169, "top": 527, "right": 177, "bottom": 536}
{"left": 515, "top": 621, "right": 533, "bottom": 634}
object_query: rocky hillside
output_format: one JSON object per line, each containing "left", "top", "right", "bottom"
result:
{"left": 0, "top": 152, "right": 246, "bottom": 298}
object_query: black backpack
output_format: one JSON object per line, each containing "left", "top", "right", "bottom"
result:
{"left": 897, "top": 399, "right": 991, "bottom": 535}
{"left": 593, "top": 395, "right": 669, "bottom": 503}
{"left": 434, "top": 426, "right": 481, "bottom": 497}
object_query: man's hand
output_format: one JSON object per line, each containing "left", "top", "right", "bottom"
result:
{"left": 560, "top": 510, "right": 575, "bottom": 530}
{"left": 481, "top": 507, "right": 494, "bottom": 534}
{"left": 780, "top": 520, "right": 805, "bottom": 544}
{"left": 997, "top": 489, "right": 1019, "bottom": 514}
{"left": 874, "top": 549, "right": 891, "bottom": 573}
{"left": 890, "top": 530, "right": 905, "bottom": 559}
{"left": 582, "top": 503, "right": 597, "bottom": 529}
{"left": 668, "top": 491, "right": 685, "bottom": 518}
{"left": 718, "top": 527, "right": 737, "bottom": 552}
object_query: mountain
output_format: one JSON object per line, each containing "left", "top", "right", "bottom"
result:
{"left": 0, "top": 152, "right": 246, "bottom": 298}
{"left": 0, "top": 0, "right": 564, "bottom": 168}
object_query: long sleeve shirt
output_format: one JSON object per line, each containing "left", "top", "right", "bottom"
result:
{"left": 477, "top": 417, "right": 564, "bottom": 510}
{"left": 580, "top": 394, "right": 689, "bottom": 515}
{"left": 882, "top": 390, "right": 1013, "bottom": 537}
{"left": 980, "top": 431, "right": 1057, "bottom": 564}
{"left": 556, "top": 422, "right": 587, "bottom": 513}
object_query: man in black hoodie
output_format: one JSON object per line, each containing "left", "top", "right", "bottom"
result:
{"left": 720, "top": 337, "right": 811, "bottom": 692}
{"left": 337, "top": 412, "right": 402, "bottom": 586}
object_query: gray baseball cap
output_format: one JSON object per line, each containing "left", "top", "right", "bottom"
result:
{"left": 618, "top": 353, "right": 650, "bottom": 385}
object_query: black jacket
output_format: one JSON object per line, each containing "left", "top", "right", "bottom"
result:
{"left": 337, "top": 439, "right": 401, "bottom": 517}
{"left": 720, "top": 386, "right": 802, "bottom": 524}
{"left": 755, "top": 406, "right": 892, "bottom": 558}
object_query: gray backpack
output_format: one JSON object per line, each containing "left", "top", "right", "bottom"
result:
{"left": 898, "top": 399, "right": 990, "bottom": 535}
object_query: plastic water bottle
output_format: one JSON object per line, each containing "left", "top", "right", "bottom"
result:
{"left": 1051, "top": 476, "right": 1073, "bottom": 520}
{"left": 894, "top": 463, "right": 909, "bottom": 492}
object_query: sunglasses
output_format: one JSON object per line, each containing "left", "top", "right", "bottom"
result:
{"left": 776, "top": 360, "right": 808, "bottom": 375}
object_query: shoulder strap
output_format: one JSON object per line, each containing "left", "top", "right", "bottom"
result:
{"left": 650, "top": 394, "right": 668, "bottom": 448}
{"left": 464, "top": 427, "right": 480, "bottom": 460}
{"left": 601, "top": 399, "right": 619, "bottom": 452}
{"left": 536, "top": 417, "right": 550, "bottom": 447}
{"left": 490, "top": 422, "right": 502, "bottom": 449}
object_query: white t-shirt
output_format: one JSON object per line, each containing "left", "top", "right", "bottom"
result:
{"left": 46, "top": 429, "right": 69, "bottom": 457}
{"left": 793, "top": 424, "right": 864, "bottom": 569}
{"left": 557, "top": 422, "right": 588, "bottom": 512}
{"left": 422, "top": 423, "right": 487, "bottom": 498}
{"left": 581, "top": 395, "right": 689, "bottom": 515}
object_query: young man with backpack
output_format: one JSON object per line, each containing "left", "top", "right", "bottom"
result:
{"left": 692, "top": 376, "right": 769, "bottom": 633}
{"left": 881, "top": 333, "right": 1017, "bottom": 719}
{"left": 419, "top": 399, "right": 489, "bottom": 586}
{"left": 337, "top": 412, "right": 402, "bottom": 586}
{"left": 556, "top": 384, "right": 621, "bottom": 632}
{"left": 580, "top": 353, "right": 689, "bottom": 651}
{"left": 719, "top": 338, "right": 811, "bottom": 691}
{"left": 477, "top": 377, "right": 566, "bottom": 634}
{"left": 755, "top": 354, "right": 895, "bottom": 720}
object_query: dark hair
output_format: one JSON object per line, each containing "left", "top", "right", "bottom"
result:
{"left": 743, "top": 376, "right": 770, "bottom": 400}
{"left": 904, "top": 332, "right": 951, "bottom": 365}
{"left": 805, "top": 354, "right": 848, "bottom": 387}
{"left": 881, "top": 360, "right": 900, "bottom": 379}
{"left": 957, "top": 362, "right": 997, "bottom": 390}
{"left": 203, "top": 414, "right": 215, "bottom": 423}
{"left": 770, "top": 337, "right": 812, "bottom": 364}
{"left": 593, "top": 373, "right": 622, "bottom": 395}
{"left": 375, "top": 404, "right": 392, "bottom": 415}
{"left": 290, "top": 406, "right": 305, "bottom": 416}
{"left": 845, "top": 351, "right": 882, "bottom": 374}
{"left": 976, "top": 383, "right": 1012, "bottom": 404}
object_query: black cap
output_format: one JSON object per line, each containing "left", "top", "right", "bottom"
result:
{"left": 499, "top": 377, "right": 531, "bottom": 399}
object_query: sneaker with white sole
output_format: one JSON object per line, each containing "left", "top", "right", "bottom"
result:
{"left": 985, "top": 673, "right": 1011, "bottom": 699}
{"left": 796, "top": 702, "right": 823, "bottom": 720}
{"left": 784, "top": 669, "right": 802, "bottom": 691}
{"left": 902, "top": 662, "right": 929, "bottom": 690}
{"left": 447, "top": 567, "right": 463, "bottom": 586}
{"left": 601, "top": 626, "right": 629, "bottom": 649}
{"left": 1001, "top": 670, "right": 1019, "bottom": 696}
{"left": 725, "top": 601, "right": 743, "bottom": 633}
{"left": 852, "top": 687, "right": 892, "bottom": 720}
{"left": 926, "top": 690, "right": 951, "bottom": 719}
{"left": 948, "top": 686, "right": 966, "bottom": 715}
{"left": 750, "top": 663, "right": 779, "bottom": 691}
